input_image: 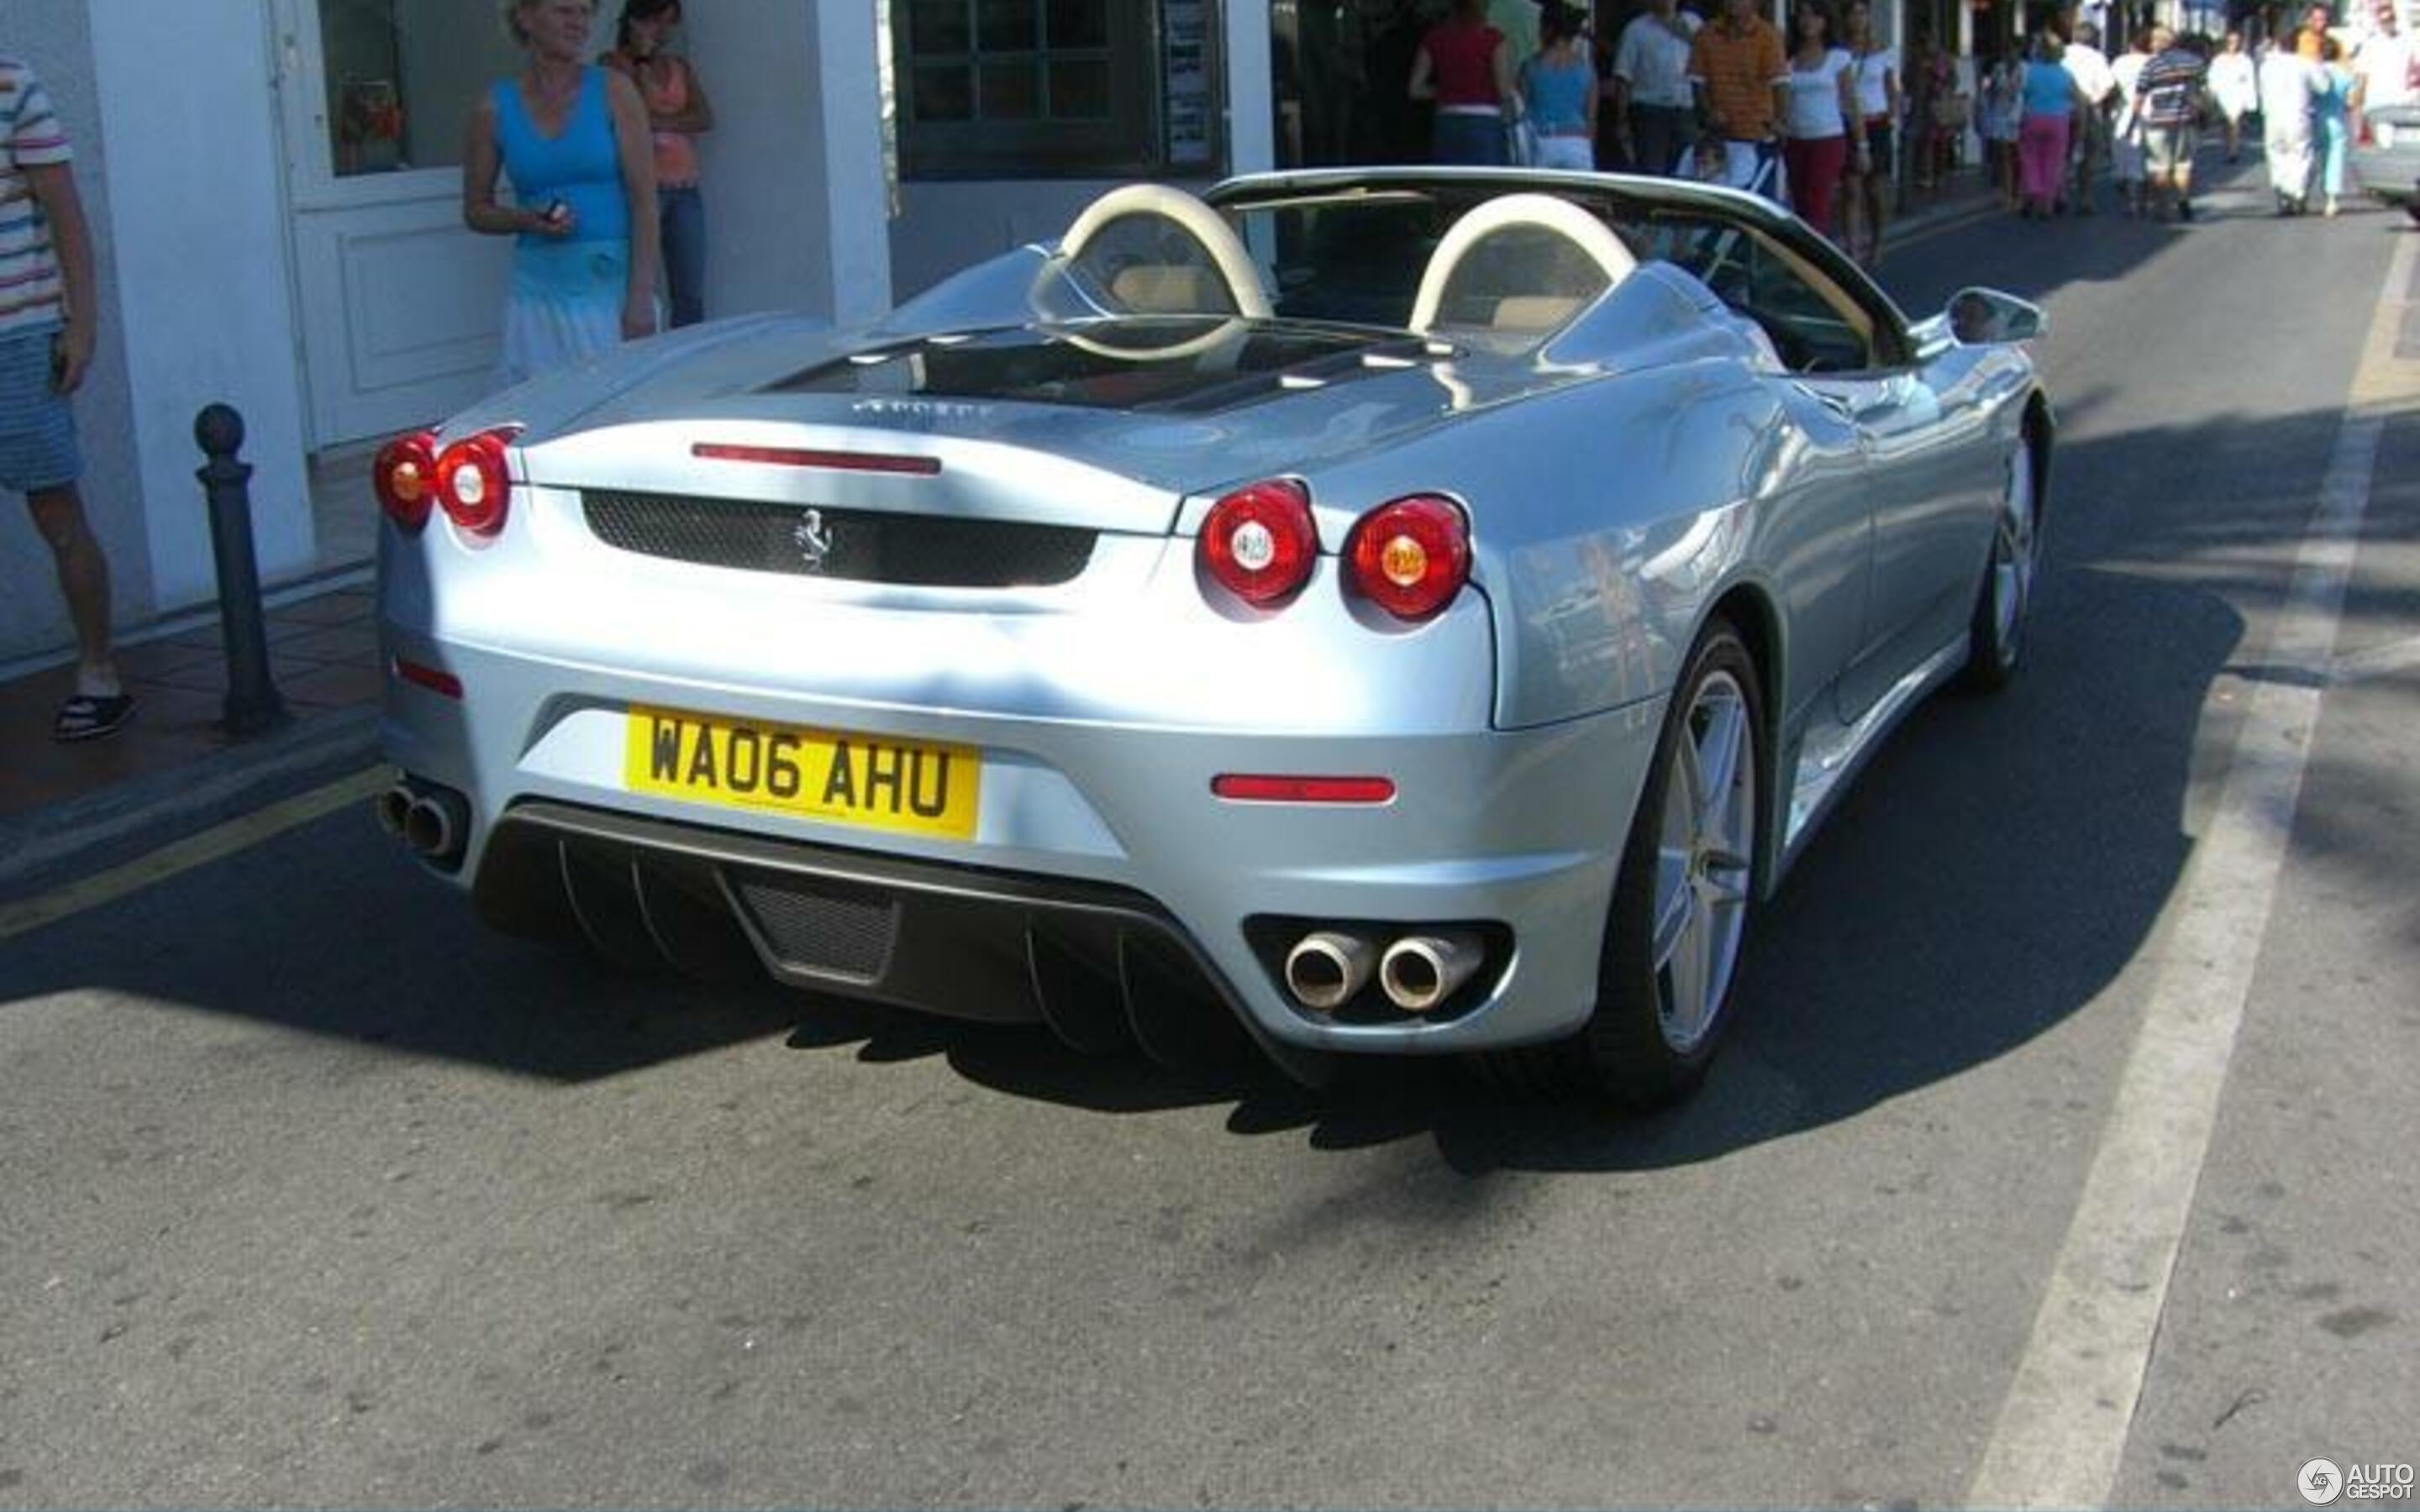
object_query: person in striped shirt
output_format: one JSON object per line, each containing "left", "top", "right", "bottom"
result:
{"left": 2134, "top": 27, "right": 2209, "bottom": 222}
{"left": 2, "top": 53, "right": 127, "bottom": 740}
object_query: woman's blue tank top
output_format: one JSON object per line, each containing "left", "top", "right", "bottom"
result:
{"left": 1522, "top": 54, "right": 1596, "bottom": 134}
{"left": 493, "top": 67, "right": 629, "bottom": 244}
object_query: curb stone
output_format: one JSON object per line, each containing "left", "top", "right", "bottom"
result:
{"left": 0, "top": 706, "right": 381, "bottom": 906}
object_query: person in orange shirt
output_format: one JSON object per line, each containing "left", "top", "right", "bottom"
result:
{"left": 1688, "top": 0, "right": 1790, "bottom": 197}
{"left": 2296, "top": 3, "right": 2332, "bottom": 60}
{"left": 605, "top": 0, "right": 714, "bottom": 328}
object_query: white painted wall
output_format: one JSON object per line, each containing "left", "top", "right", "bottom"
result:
{"left": 87, "top": 0, "right": 313, "bottom": 614}
{"left": 1225, "top": 0, "right": 1276, "bottom": 176}
{"left": 682, "top": 0, "right": 886, "bottom": 325}
{"left": 0, "top": 0, "right": 154, "bottom": 665}
{"left": 808, "top": 0, "right": 892, "bottom": 324}
{"left": 682, "top": 6, "right": 823, "bottom": 321}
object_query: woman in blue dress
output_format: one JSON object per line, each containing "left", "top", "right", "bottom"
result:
{"left": 463, "top": 0, "right": 661, "bottom": 387}
{"left": 2313, "top": 36, "right": 2355, "bottom": 218}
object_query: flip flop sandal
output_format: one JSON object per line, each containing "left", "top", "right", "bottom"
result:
{"left": 54, "top": 693, "right": 136, "bottom": 743}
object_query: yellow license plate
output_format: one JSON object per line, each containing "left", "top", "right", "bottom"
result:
{"left": 624, "top": 705, "right": 980, "bottom": 840}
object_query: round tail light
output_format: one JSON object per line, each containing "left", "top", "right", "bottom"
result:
{"left": 434, "top": 429, "right": 515, "bottom": 537}
{"left": 372, "top": 431, "right": 439, "bottom": 533}
{"left": 1346, "top": 495, "right": 1470, "bottom": 621}
{"left": 1198, "top": 479, "right": 1318, "bottom": 607}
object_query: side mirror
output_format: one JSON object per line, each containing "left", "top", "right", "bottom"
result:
{"left": 1944, "top": 286, "right": 2048, "bottom": 345}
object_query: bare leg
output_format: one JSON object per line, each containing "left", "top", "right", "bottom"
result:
{"left": 25, "top": 483, "right": 119, "bottom": 695}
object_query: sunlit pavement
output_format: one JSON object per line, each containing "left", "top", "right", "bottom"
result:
{"left": 2, "top": 156, "right": 2415, "bottom": 1508}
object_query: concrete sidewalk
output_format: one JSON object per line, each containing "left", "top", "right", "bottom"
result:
{"left": 0, "top": 574, "right": 383, "bottom": 901}
{"left": 0, "top": 167, "right": 2004, "bottom": 905}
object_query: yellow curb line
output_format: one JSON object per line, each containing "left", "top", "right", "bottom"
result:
{"left": 0, "top": 766, "right": 387, "bottom": 942}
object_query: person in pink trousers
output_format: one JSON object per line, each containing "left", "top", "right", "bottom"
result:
{"left": 2015, "top": 31, "right": 2087, "bottom": 219}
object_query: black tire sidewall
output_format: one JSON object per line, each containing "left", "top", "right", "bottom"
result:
{"left": 1964, "top": 441, "right": 2038, "bottom": 690}
{"left": 1584, "top": 619, "right": 1764, "bottom": 1105}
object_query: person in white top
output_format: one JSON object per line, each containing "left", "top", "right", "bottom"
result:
{"left": 2061, "top": 22, "right": 2116, "bottom": 212}
{"left": 1839, "top": 0, "right": 1900, "bottom": 266}
{"left": 2353, "top": 9, "right": 2414, "bottom": 111}
{"left": 2260, "top": 34, "right": 2324, "bottom": 213}
{"left": 1778, "top": 5, "right": 1861, "bottom": 240}
{"left": 1610, "top": 0, "right": 1702, "bottom": 174}
{"left": 2109, "top": 29, "right": 2150, "bottom": 214}
{"left": 1980, "top": 45, "right": 2025, "bottom": 211}
{"left": 2207, "top": 32, "right": 2259, "bottom": 160}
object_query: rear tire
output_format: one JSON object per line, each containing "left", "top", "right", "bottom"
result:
{"left": 1477, "top": 619, "right": 1764, "bottom": 1107}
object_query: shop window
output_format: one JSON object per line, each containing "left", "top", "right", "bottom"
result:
{"left": 317, "top": 0, "right": 523, "bottom": 176}
{"left": 897, "top": 0, "right": 1219, "bottom": 178}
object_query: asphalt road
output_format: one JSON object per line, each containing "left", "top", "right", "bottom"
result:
{"left": 4, "top": 163, "right": 2416, "bottom": 1509}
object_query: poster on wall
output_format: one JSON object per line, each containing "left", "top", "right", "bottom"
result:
{"left": 1164, "top": 0, "right": 1215, "bottom": 168}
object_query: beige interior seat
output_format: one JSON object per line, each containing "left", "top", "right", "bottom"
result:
{"left": 1409, "top": 192, "right": 1638, "bottom": 339}
{"left": 1061, "top": 183, "right": 1273, "bottom": 321}
{"left": 1489, "top": 295, "right": 1588, "bottom": 333}
{"left": 1108, "top": 265, "right": 1225, "bottom": 314}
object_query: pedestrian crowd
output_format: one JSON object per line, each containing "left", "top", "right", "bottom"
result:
{"left": 1407, "top": 0, "right": 2420, "bottom": 255}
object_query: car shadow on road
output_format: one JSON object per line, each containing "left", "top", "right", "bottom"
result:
{"left": 897, "top": 559, "right": 2244, "bottom": 1168}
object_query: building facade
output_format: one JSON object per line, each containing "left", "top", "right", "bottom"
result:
{"left": 2, "top": 0, "right": 1272, "bottom": 665}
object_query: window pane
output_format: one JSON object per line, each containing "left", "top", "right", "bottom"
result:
{"left": 1047, "top": 0, "right": 1108, "bottom": 48}
{"left": 1047, "top": 58, "right": 1111, "bottom": 120}
{"left": 319, "top": 0, "right": 521, "bottom": 177}
{"left": 913, "top": 64, "right": 975, "bottom": 122}
{"left": 908, "top": 0, "right": 971, "bottom": 54}
{"left": 978, "top": 0, "right": 1041, "bottom": 50}
{"left": 981, "top": 60, "right": 1039, "bottom": 119}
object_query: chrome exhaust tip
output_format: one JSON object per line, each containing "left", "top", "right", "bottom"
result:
{"left": 374, "top": 784, "right": 413, "bottom": 840}
{"left": 402, "top": 789, "right": 469, "bottom": 862}
{"left": 1377, "top": 931, "right": 1485, "bottom": 1015}
{"left": 1282, "top": 930, "right": 1376, "bottom": 1011}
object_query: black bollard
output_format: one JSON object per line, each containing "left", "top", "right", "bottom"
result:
{"left": 194, "top": 403, "right": 290, "bottom": 737}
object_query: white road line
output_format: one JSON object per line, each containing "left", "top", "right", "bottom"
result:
{"left": 0, "top": 768, "right": 386, "bottom": 943}
{"left": 1964, "top": 233, "right": 2417, "bottom": 1510}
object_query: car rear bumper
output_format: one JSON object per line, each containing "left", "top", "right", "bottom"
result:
{"left": 381, "top": 650, "right": 1662, "bottom": 1063}
{"left": 376, "top": 499, "right": 1666, "bottom": 1060}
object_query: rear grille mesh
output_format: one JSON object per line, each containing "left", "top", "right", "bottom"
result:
{"left": 582, "top": 491, "right": 1097, "bottom": 588}
{"left": 730, "top": 870, "right": 899, "bottom": 983}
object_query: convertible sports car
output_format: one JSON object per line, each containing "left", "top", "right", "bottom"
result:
{"left": 2351, "top": 102, "right": 2420, "bottom": 217}
{"left": 372, "top": 168, "right": 2052, "bottom": 1105}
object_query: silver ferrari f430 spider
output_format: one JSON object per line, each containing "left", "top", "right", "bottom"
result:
{"left": 374, "top": 168, "right": 2053, "bottom": 1105}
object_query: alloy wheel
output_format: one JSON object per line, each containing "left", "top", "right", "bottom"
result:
{"left": 1991, "top": 448, "right": 2039, "bottom": 659}
{"left": 1649, "top": 669, "right": 1756, "bottom": 1053}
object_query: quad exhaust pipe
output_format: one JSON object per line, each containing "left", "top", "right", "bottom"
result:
{"left": 374, "top": 783, "right": 413, "bottom": 841}
{"left": 377, "top": 777, "right": 471, "bottom": 865}
{"left": 1377, "top": 930, "right": 1485, "bottom": 1014}
{"left": 1282, "top": 930, "right": 1376, "bottom": 1011}
{"left": 1281, "top": 927, "right": 1489, "bottom": 1015}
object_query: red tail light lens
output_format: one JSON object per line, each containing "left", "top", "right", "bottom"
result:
{"left": 372, "top": 431, "right": 439, "bottom": 533}
{"left": 1347, "top": 495, "right": 1471, "bottom": 621}
{"left": 1198, "top": 479, "right": 1318, "bottom": 607}
{"left": 434, "top": 429, "right": 515, "bottom": 537}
